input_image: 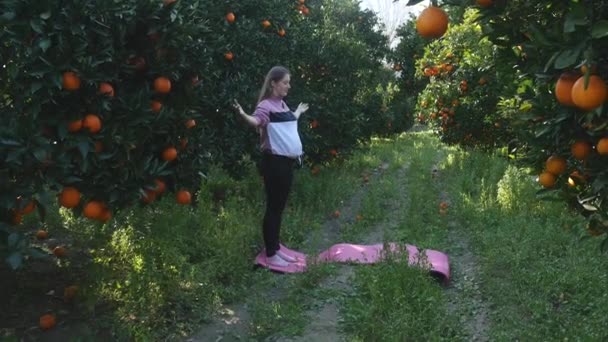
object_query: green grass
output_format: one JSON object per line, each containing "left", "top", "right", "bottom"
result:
{"left": 9, "top": 131, "right": 608, "bottom": 341}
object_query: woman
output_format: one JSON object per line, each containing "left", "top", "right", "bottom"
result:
{"left": 233, "top": 66, "right": 309, "bottom": 267}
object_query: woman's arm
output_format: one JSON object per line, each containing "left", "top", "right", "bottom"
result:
{"left": 233, "top": 100, "right": 260, "bottom": 128}
{"left": 294, "top": 102, "right": 309, "bottom": 119}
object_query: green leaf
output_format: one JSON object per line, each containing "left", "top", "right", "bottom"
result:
{"left": 77, "top": 141, "right": 90, "bottom": 159}
{"left": 6, "top": 63, "right": 19, "bottom": 79}
{"left": 38, "top": 38, "right": 52, "bottom": 52}
{"left": 8, "top": 233, "right": 19, "bottom": 247}
{"left": 591, "top": 20, "right": 608, "bottom": 39}
{"left": 405, "top": 0, "right": 425, "bottom": 6}
{"left": 554, "top": 48, "right": 580, "bottom": 69}
{"left": 30, "top": 19, "right": 43, "bottom": 34}
{"left": 527, "top": 25, "right": 553, "bottom": 47}
{"left": 601, "top": 237, "right": 608, "bottom": 253}
{"left": 6, "top": 252, "right": 23, "bottom": 270}
{"left": 28, "top": 247, "right": 48, "bottom": 259}
{"left": 1, "top": 12, "right": 16, "bottom": 21}
{"left": 32, "top": 148, "right": 47, "bottom": 162}
{"left": 543, "top": 51, "right": 560, "bottom": 72}
{"left": 40, "top": 12, "right": 51, "bottom": 20}
{"left": 563, "top": 5, "right": 588, "bottom": 33}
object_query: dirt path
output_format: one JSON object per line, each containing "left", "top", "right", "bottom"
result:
{"left": 273, "top": 160, "right": 411, "bottom": 342}
{"left": 432, "top": 157, "right": 490, "bottom": 341}
{"left": 186, "top": 161, "right": 395, "bottom": 342}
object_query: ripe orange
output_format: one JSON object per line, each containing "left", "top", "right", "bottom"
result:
{"left": 98, "top": 208, "right": 112, "bottom": 223}
{"left": 151, "top": 100, "right": 162, "bottom": 113}
{"left": 67, "top": 119, "right": 83, "bottom": 133}
{"left": 571, "top": 141, "right": 592, "bottom": 160}
{"left": 416, "top": 6, "right": 448, "bottom": 39}
{"left": 83, "top": 201, "right": 104, "bottom": 219}
{"left": 538, "top": 172, "right": 556, "bottom": 188}
{"left": 185, "top": 119, "right": 196, "bottom": 129}
{"left": 141, "top": 190, "right": 157, "bottom": 204}
{"left": 20, "top": 200, "right": 36, "bottom": 215}
{"left": 224, "top": 52, "right": 234, "bottom": 61}
{"left": 59, "top": 187, "right": 81, "bottom": 208}
{"left": 310, "top": 119, "right": 319, "bottom": 129}
{"left": 62, "top": 71, "right": 80, "bottom": 91}
{"left": 596, "top": 137, "right": 608, "bottom": 155}
{"left": 311, "top": 166, "right": 320, "bottom": 175}
{"left": 476, "top": 0, "right": 493, "bottom": 7}
{"left": 63, "top": 285, "right": 79, "bottom": 302}
{"left": 278, "top": 28, "right": 286, "bottom": 37}
{"left": 301, "top": 6, "right": 310, "bottom": 15}
{"left": 226, "top": 12, "right": 236, "bottom": 23}
{"left": 176, "top": 190, "right": 192, "bottom": 205}
{"left": 571, "top": 75, "right": 607, "bottom": 111}
{"left": 98, "top": 82, "right": 114, "bottom": 97}
{"left": 83, "top": 114, "right": 102, "bottom": 133}
{"left": 329, "top": 149, "right": 338, "bottom": 157}
{"left": 545, "top": 155, "right": 567, "bottom": 175}
{"left": 39, "top": 313, "right": 56, "bottom": 331}
{"left": 53, "top": 246, "right": 66, "bottom": 257}
{"left": 262, "top": 20, "right": 271, "bottom": 28}
{"left": 163, "top": 0, "right": 176, "bottom": 5}
{"left": 332, "top": 210, "right": 341, "bottom": 218}
{"left": 36, "top": 230, "right": 48, "bottom": 240}
{"left": 162, "top": 147, "right": 178, "bottom": 161}
{"left": 154, "top": 77, "right": 171, "bottom": 94}
{"left": 555, "top": 72, "right": 579, "bottom": 106}
{"left": 440, "top": 201, "right": 449, "bottom": 209}
{"left": 154, "top": 179, "right": 166, "bottom": 194}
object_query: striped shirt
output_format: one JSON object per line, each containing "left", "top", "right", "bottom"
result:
{"left": 253, "top": 97, "right": 303, "bottom": 158}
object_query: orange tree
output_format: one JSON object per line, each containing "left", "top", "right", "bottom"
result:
{"left": 0, "top": 0, "right": 394, "bottom": 267}
{"left": 406, "top": 0, "right": 608, "bottom": 247}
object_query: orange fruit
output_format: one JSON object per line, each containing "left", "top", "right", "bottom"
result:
{"left": 53, "top": 246, "right": 66, "bottom": 257}
{"left": 154, "top": 179, "right": 166, "bottom": 194}
{"left": 278, "top": 28, "right": 286, "bottom": 37}
{"left": 98, "top": 82, "right": 114, "bottom": 97}
{"left": 20, "top": 200, "right": 36, "bottom": 215}
{"left": 545, "top": 155, "right": 567, "bottom": 175}
{"left": 301, "top": 6, "right": 310, "bottom": 15}
{"left": 83, "top": 201, "right": 104, "bottom": 219}
{"left": 224, "top": 52, "right": 234, "bottom": 61}
{"left": 538, "top": 172, "right": 556, "bottom": 188}
{"left": 128, "top": 56, "right": 146, "bottom": 71}
{"left": 83, "top": 114, "right": 102, "bottom": 133}
{"left": 311, "top": 166, "right": 320, "bottom": 175}
{"left": 161, "top": 147, "right": 178, "bottom": 161}
{"left": 185, "top": 119, "right": 196, "bottom": 129}
{"left": 154, "top": 77, "right": 171, "bottom": 94}
{"left": 59, "top": 187, "right": 81, "bottom": 208}
{"left": 596, "top": 137, "right": 608, "bottom": 155}
{"left": 62, "top": 71, "right": 80, "bottom": 91}
{"left": 63, "top": 285, "right": 79, "bottom": 302}
{"left": 440, "top": 201, "right": 449, "bottom": 209}
{"left": 67, "top": 119, "right": 83, "bottom": 133}
{"left": 262, "top": 20, "right": 271, "bottom": 28}
{"left": 226, "top": 12, "right": 236, "bottom": 23}
{"left": 567, "top": 171, "right": 586, "bottom": 187}
{"left": 36, "top": 230, "right": 48, "bottom": 240}
{"left": 310, "top": 119, "right": 319, "bottom": 129}
{"left": 476, "top": 0, "right": 493, "bottom": 7}
{"left": 571, "top": 141, "right": 592, "bottom": 160}
{"left": 141, "top": 190, "right": 157, "bottom": 204}
{"left": 416, "top": 6, "right": 449, "bottom": 39}
{"left": 163, "top": 0, "right": 176, "bottom": 5}
{"left": 151, "top": 100, "right": 162, "bottom": 113}
{"left": 555, "top": 72, "right": 579, "bottom": 106}
{"left": 176, "top": 190, "right": 192, "bottom": 205}
{"left": 98, "top": 208, "right": 112, "bottom": 223}
{"left": 332, "top": 210, "right": 341, "bottom": 218}
{"left": 329, "top": 149, "right": 338, "bottom": 157}
{"left": 571, "top": 75, "right": 607, "bottom": 111}
{"left": 39, "top": 313, "right": 56, "bottom": 331}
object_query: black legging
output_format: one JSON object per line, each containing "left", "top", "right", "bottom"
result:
{"left": 261, "top": 153, "right": 295, "bottom": 257}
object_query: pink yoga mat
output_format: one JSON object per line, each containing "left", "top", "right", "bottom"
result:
{"left": 255, "top": 242, "right": 450, "bottom": 283}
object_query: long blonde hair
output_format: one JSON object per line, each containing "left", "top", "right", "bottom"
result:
{"left": 257, "top": 66, "right": 290, "bottom": 104}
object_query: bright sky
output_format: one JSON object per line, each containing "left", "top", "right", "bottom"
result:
{"left": 359, "top": 0, "right": 428, "bottom": 46}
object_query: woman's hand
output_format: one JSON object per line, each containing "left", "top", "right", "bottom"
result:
{"left": 232, "top": 100, "right": 246, "bottom": 116}
{"left": 294, "top": 103, "right": 309, "bottom": 118}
